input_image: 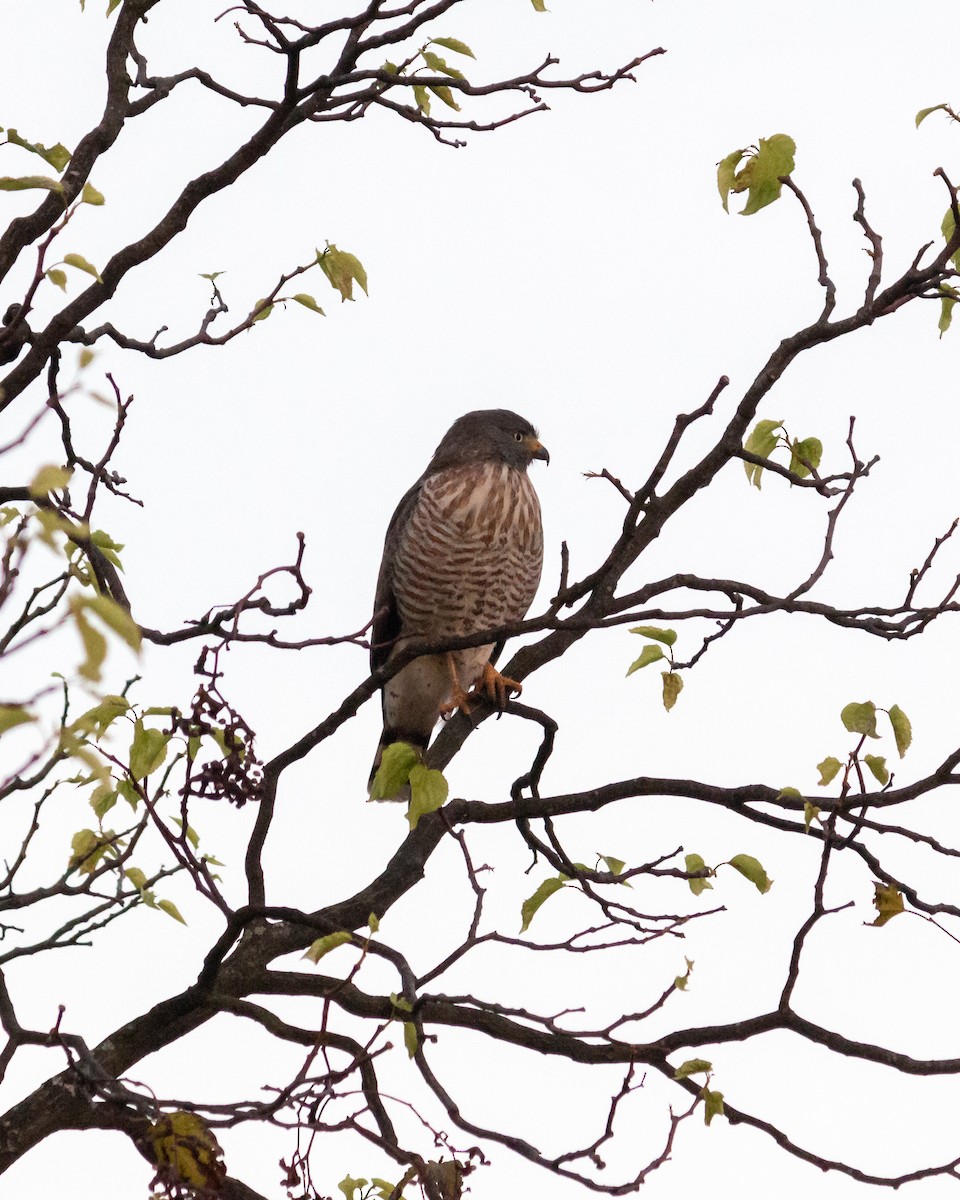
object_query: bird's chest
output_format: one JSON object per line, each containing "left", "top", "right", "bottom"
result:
{"left": 392, "top": 463, "right": 542, "bottom": 634}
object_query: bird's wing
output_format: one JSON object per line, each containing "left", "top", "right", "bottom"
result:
{"left": 371, "top": 478, "right": 422, "bottom": 673}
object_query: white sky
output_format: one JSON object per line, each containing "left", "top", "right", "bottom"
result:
{"left": 3, "top": 1, "right": 960, "bottom": 1198}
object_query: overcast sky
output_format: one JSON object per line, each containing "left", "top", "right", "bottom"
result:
{"left": 3, "top": 2, "right": 960, "bottom": 1198}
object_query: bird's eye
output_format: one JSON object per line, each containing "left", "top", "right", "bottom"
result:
{"left": 514, "top": 431, "right": 524, "bottom": 442}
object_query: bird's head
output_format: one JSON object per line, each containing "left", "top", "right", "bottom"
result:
{"left": 429, "top": 408, "right": 549, "bottom": 473}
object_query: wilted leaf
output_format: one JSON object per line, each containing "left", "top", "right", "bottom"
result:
{"left": 888, "top": 705, "right": 912, "bottom": 758}
{"left": 303, "top": 930, "right": 353, "bottom": 963}
{"left": 673, "top": 1058, "right": 713, "bottom": 1080}
{"left": 318, "top": 244, "right": 369, "bottom": 302}
{"left": 148, "top": 1111, "right": 224, "bottom": 1190}
{"left": 729, "top": 853, "right": 773, "bottom": 893}
{"left": 684, "top": 852, "right": 713, "bottom": 896}
{"left": 370, "top": 741, "right": 419, "bottom": 801}
{"left": 520, "top": 874, "right": 567, "bottom": 932}
{"left": 629, "top": 625, "right": 677, "bottom": 646}
{"left": 530, "top": 0, "right": 547, "bottom": 10}
{"left": 413, "top": 84, "right": 431, "bottom": 114}
{"left": 5, "top": 128, "right": 71, "bottom": 172}
{"left": 841, "top": 700, "right": 879, "bottom": 738}
{"left": 870, "top": 882, "right": 905, "bottom": 927}
{"left": 864, "top": 753, "right": 889, "bottom": 785}
{"left": 626, "top": 644, "right": 664, "bottom": 676}
{"left": 662, "top": 671, "right": 683, "bottom": 711}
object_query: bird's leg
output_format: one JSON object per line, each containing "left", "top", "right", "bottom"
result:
{"left": 469, "top": 661, "right": 522, "bottom": 710}
{"left": 439, "top": 652, "right": 474, "bottom": 718}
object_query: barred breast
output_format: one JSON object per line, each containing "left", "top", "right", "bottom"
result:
{"left": 391, "top": 461, "right": 544, "bottom": 640}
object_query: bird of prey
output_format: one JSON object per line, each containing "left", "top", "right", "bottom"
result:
{"left": 369, "top": 409, "right": 549, "bottom": 792}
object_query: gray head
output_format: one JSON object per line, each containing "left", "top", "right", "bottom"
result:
{"left": 426, "top": 409, "right": 549, "bottom": 475}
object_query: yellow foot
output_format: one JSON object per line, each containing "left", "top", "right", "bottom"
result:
{"left": 469, "top": 661, "right": 522, "bottom": 710}
{"left": 439, "top": 674, "right": 473, "bottom": 719}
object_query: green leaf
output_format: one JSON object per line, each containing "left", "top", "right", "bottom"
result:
{"left": 129, "top": 720, "right": 170, "bottom": 779}
{"left": 871, "top": 882, "right": 905, "bottom": 927}
{"left": 703, "top": 1088, "right": 725, "bottom": 1126}
{"left": 626, "top": 644, "right": 664, "bottom": 676}
{"left": 743, "top": 418, "right": 783, "bottom": 488}
{"left": 63, "top": 252, "right": 103, "bottom": 283}
{"left": 684, "top": 853, "right": 713, "bottom": 896}
{"left": 413, "top": 84, "right": 431, "bottom": 114}
{"left": 717, "top": 148, "right": 745, "bottom": 212}
{"left": 106, "top": 0, "right": 122, "bottom": 14}
{"left": 864, "top": 754, "right": 889, "bottom": 785}
{"left": 939, "top": 287, "right": 958, "bottom": 337}
{"left": 673, "top": 1058, "right": 712, "bottom": 1080}
{"left": 369, "top": 741, "right": 419, "bottom": 800}
{"left": 777, "top": 786, "right": 801, "bottom": 801}
{"left": 428, "top": 84, "right": 461, "bottom": 111}
{"left": 662, "top": 671, "right": 683, "bottom": 711}
{"left": 520, "top": 874, "right": 567, "bottom": 932}
{"left": 0, "top": 174, "right": 64, "bottom": 194}
{"left": 943, "top": 208, "right": 960, "bottom": 270}
{"left": 422, "top": 51, "right": 465, "bottom": 81}
{"left": 0, "top": 705, "right": 35, "bottom": 735}
{"left": 338, "top": 1177, "right": 368, "bottom": 1200}
{"left": 29, "top": 463, "right": 72, "bottom": 497}
{"left": 803, "top": 801, "right": 820, "bottom": 832}
{"left": 199, "top": 271, "right": 225, "bottom": 281}
{"left": 728, "top": 853, "right": 773, "bottom": 893}
{"left": 91, "top": 787, "right": 117, "bottom": 818}
{"left": 46, "top": 267, "right": 67, "bottom": 291}
{"left": 291, "top": 292, "right": 325, "bottom": 316}
{"left": 408, "top": 763, "right": 448, "bottom": 830}
{"left": 816, "top": 755, "right": 842, "bottom": 786}
{"left": 888, "top": 705, "right": 912, "bottom": 758}
{"left": 916, "top": 103, "right": 950, "bottom": 127}
{"left": 531, "top": 0, "right": 547, "bottom": 10}
{"left": 5, "top": 128, "right": 71, "bottom": 172}
{"left": 71, "top": 601, "right": 108, "bottom": 682}
{"left": 68, "top": 828, "right": 118, "bottom": 874}
{"left": 157, "top": 898, "right": 186, "bottom": 925}
{"left": 841, "top": 700, "right": 879, "bottom": 738}
{"left": 303, "top": 931, "right": 353, "bottom": 964}
{"left": 81, "top": 181, "right": 104, "bottom": 205}
{"left": 788, "top": 436, "right": 823, "bottom": 478}
{"left": 735, "top": 133, "right": 797, "bottom": 215}
{"left": 674, "top": 957, "right": 694, "bottom": 990}
{"left": 317, "top": 244, "right": 368, "bottom": 302}
{"left": 88, "top": 594, "right": 141, "bottom": 651}
{"left": 251, "top": 299, "right": 273, "bottom": 322}
{"left": 368, "top": 912, "right": 380, "bottom": 933}
{"left": 125, "top": 866, "right": 148, "bottom": 890}
{"left": 430, "top": 36, "right": 476, "bottom": 59}
{"left": 403, "top": 1021, "right": 418, "bottom": 1058}
{"left": 90, "top": 528, "right": 125, "bottom": 569}
{"left": 629, "top": 625, "right": 677, "bottom": 646}
{"left": 601, "top": 855, "right": 626, "bottom": 877}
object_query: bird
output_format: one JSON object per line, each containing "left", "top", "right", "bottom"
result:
{"left": 368, "top": 409, "right": 549, "bottom": 794}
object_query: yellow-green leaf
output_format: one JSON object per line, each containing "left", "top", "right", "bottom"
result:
{"left": 148, "top": 1111, "right": 224, "bottom": 1189}
{"left": 0, "top": 174, "right": 64, "bottom": 194}
{"left": 157, "top": 898, "right": 187, "bottom": 925}
{"left": 743, "top": 418, "right": 783, "bottom": 488}
{"left": 916, "top": 103, "right": 950, "bottom": 127}
{"left": 626, "top": 644, "right": 664, "bottom": 676}
{"left": 428, "top": 84, "right": 461, "bottom": 111}
{"left": 864, "top": 754, "right": 889, "bottom": 785}
{"left": 888, "top": 705, "right": 912, "bottom": 758}
{"left": 317, "top": 244, "right": 368, "bottom": 302}
{"left": 817, "top": 756, "right": 842, "bottom": 787}
{"left": 788, "top": 436, "right": 822, "bottom": 479}
{"left": 292, "top": 292, "right": 325, "bottom": 315}
{"left": 703, "top": 1088, "right": 725, "bottom": 1126}
{"left": 88, "top": 594, "right": 141, "bottom": 651}
{"left": 629, "top": 625, "right": 677, "bottom": 646}
{"left": 673, "top": 1058, "right": 712, "bottom": 1080}
{"left": 403, "top": 1021, "right": 418, "bottom": 1058}
{"left": 407, "top": 764, "right": 449, "bottom": 829}
{"left": 63, "top": 252, "right": 103, "bottom": 283}
{"left": 430, "top": 36, "right": 475, "bottom": 58}
{"left": 0, "top": 705, "right": 35, "bottom": 735}
{"left": 520, "top": 874, "right": 567, "bottom": 932}
{"left": 717, "top": 148, "right": 745, "bottom": 212}
{"left": 303, "top": 930, "right": 353, "bottom": 963}
{"left": 734, "top": 133, "right": 797, "bottom": 216}
{"left": 252, "top": 299, "right": 273, "bottom": 322}
{"left": 728, "top": 853, "right": 773, "bottom": 893}
{"left": 413, "top": 84, "right": 431, "bottom": 115}
{"left": 81, "top": 181, "right": 104, "bottom": 205}
{"left": 803, "top": 801, "right": 820, "bottom": 832}
{"left": 369, "top": 741, "right": 419, "bottom": 801}
{"left": 684, "top": 853, "right": 713, "bottom": 896}
{"left": 129, "top": 720, "right": 170, "bottom": 779}
{"left": 29, "top": 463, "right": 73, "bottom": 498}
{"left": 841, "top": 700, "right": 879, "bottom": 738}
{"left": 46, "top": 267, "right": 67, "bottom": 291}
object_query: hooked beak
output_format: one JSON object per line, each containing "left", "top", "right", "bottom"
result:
{"left": 525, "top": 436, "right": 550, "bottom": 465}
